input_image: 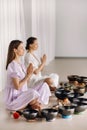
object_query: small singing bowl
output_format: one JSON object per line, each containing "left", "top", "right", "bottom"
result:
{"left": 80, "top": 77, "right": 87, "bottom": 85}
{"left": 67, "top": 93, "right": 75, "bottom": 100}
{"left": 64, "top": 105, "right": 75, "bottom": 114}
{"left": 63, "top": 90, "right": 71, "bottom": 96}
{"left": 78, "top": 98, "right": 87, "bottom": 103}
{"left": 67, "top": 75, "right": 79, "bottom": 82}
{"left": 64, "top": 86, "right": 71, "bottom": 91}
{"left": 75, "top": 102, "right": 87, "bottom": 113}
{"left": 55, "top": 89, "right": 71, "bottom": 100}
{"left": 55, "top": 90, "right": 63, "bottom": 99}
{"left": 55, "top": 91, "right": 62, "bottom": 99}
{"left": 23, "top": 109, "right": 38, "bottom": 120}
{"left": 78, "top": 87, "right": 85, "bottom": 94}
{"left": 55, "top": 93, "right": 68, "bottom": 100}
{"left": 58, "top": 87, "right": 64, "bottom": 91}
{"left": 72, "top": 98, "right": 80, "bottom": 104}
{"left": 73, "top": 87, "right": 85, "bottom": 95}
{"left": 58, "top": 107, "right": 71, "bottom": 116}
{"left": 80, "top": 76, "right": 87, "bottom": 82}
{"left": 41, "top": 108, "right": 58, "bottom": 118}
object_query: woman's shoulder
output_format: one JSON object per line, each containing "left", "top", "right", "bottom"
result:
{"left": 25, "top": 52, "right": 31, "bottom": 57}
{"left": 25, "top": 52, "right": 33, "bottom": 60}
{"left": 7, "top": 61, "right": 18, "bottom": 71}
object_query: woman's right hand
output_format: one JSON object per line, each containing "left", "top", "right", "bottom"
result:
{"left": 27, "top": 63, "right": 33, "bottom": 77}
{"left": 41, "top": 54, "right": 47, "bottom": 64}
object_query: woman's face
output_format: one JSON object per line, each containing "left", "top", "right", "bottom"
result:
{"left": 30, "top": 40, "right": 38, "bottom": 51}
{"left": 14, "top": 43, "right": 25, "bottom": 56}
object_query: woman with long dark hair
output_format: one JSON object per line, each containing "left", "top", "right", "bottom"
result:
{"left": 24, "top": 37, "right": 59, "bottom": 91}
{"left": 5, "top": 40, "right": 51, "bottom": 111}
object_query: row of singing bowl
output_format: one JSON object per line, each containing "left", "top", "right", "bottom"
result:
{"left": 67, "top": 75, "right": 87, "bottom": 83}
{"left": 58, "top": 102, "right": 87, "bottom": 115}
{"left": 22, "top": 108, "right": 58, "bottom": 121}
{"left": 22, "top": 99, "right": 87, "bottom": 120}
{"left": 23, "top": 107, "right": 75, "bottom": 121}
{"left": 55, "top": 87, "right": 86, "bottom": 100}
{"left": 55, "top": 88, "right": 87, "bottom": 114}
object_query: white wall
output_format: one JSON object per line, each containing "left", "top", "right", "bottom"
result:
{"left": 56, "top": 0, "right": 87, "bottom": 57}
{"left": 23, "top": 0, "right": 56, "bottom": 63}
{"left": 32, "top": 0, "right": 56, "bottom": 63}
{"left": 0, "top": 0, "right": 25, "bottom": 91}
{"left": 23, "top": 0, "right": 32, "bottom": 38}
{"left": 0, "top": 0, "right": 56, "bottom": 91}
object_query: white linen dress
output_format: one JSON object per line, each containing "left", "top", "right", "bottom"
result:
{"left": 4, "top": 60, "right": 51, "bottom": 111}
{"left": 24, "top": 52, "right": 59, "bottom": 88}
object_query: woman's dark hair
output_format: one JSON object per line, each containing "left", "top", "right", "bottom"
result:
{"left": 6, "top": 40, "right": 22, "bottom": 70}
{"left": 26, "top": 37, "right": 37, "bottom": 50}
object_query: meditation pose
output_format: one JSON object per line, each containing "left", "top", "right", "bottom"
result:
{"left": 24, "top": 37, "right": 59, "bottom": 91}
{"left": 4, "top": 40, "right": 51, "bottom": 111}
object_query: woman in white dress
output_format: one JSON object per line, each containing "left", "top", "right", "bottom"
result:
{"left": 24, "top": 37, "right": 59, "bottom": 91}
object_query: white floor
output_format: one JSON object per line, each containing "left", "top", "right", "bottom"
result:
{"left": 0, "top": 58, "right": 87, "bottom": 130}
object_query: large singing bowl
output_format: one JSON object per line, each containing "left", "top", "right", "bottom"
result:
{"left": 23, "top": 109, "right": 38, "bottom": 120}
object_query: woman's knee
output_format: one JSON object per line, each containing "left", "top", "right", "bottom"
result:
{"left": 44, "top": 78, "right": 53, "bottom": 86}
{"left": 29, "top": 99, "right": 42, "bottom": 110}
{"left": 53, "top": 74, "right": 59, "bottom": 81}
{"left": 29, "top": 98, "right": 38, "bottom": 105}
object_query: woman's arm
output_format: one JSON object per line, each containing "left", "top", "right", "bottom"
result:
{"left": 34, "top": 63, "right": 45, "bottom": 74}
{"left": 34, "top": 54, "right": 46, "bottom": 74}
{"left": 12, "top": 63, "right": 33, "bottom": 90}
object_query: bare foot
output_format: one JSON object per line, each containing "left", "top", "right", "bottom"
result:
{"left": 50, "top": 86, "right": 56, "bottom": 91}
{"left": 31, "top": 102, "right": 42, "bottom": 110}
